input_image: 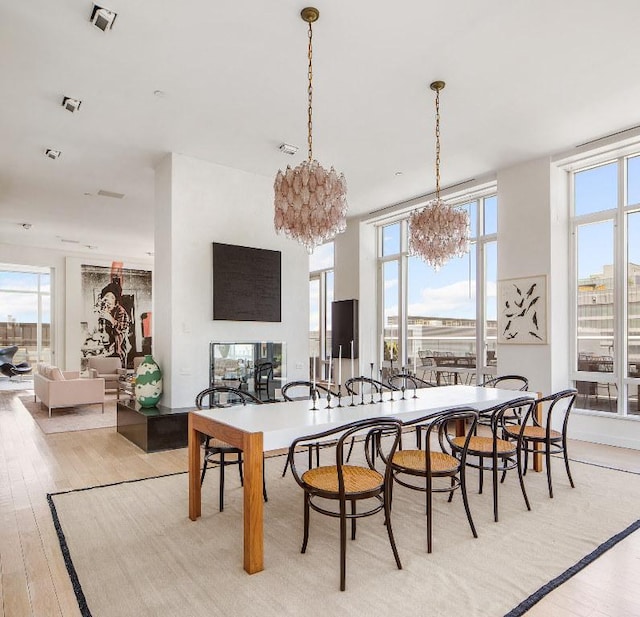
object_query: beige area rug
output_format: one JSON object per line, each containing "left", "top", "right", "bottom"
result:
{"left": 19, "top": 394, "right": 117, "bottom": 433}
{"left": 48, "top": 454, "right": 640, "bottom": 617}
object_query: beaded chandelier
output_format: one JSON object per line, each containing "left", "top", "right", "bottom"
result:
{"left": 274, "top": 7, "right": 348, "bottom": 253}
{"left": 409, "top": 81, "right": 470, "bottom": 270}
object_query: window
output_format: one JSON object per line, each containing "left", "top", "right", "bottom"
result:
{"left": 0, "top": 265, "right": 52, "bottom": 365}
{"left": 378, "top": 193, "right": 497, "bottom": 385}
{"left": 309, "top": 243, "right": 334, "bottom": 380}
{"left": 571, "top": 155, "right": 640, "bottom": 416}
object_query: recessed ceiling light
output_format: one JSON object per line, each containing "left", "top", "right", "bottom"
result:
{"left": 146, "top": 252, "right": 154, "bottom": 256}
{"left": 21, "top": 223, "right": 32, "bottom": 230}
{"left": 45, "top": 149, "right": 61, "bottom": 160}
{"left": 153, "top": 90, "right": 166, "bottom": 98}
{"left": 90, "top": 5, "right": 117, "bottom": 31}
{"left": 86, "top": 245, "right": 97, "bottom": 250}
{"left": 395, "top": 171, "right": 403, "bottom": 176}
{"left": 279, "top": 143, "right": 299, "bottom": 156}
{"left": 62, "top": 96, "right": 82, "bottom": 113}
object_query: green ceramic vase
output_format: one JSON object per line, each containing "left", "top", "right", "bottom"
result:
{"left": 135, "top": 354, "right": 163, "bottom": 408}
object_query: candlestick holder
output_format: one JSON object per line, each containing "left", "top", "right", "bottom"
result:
{"left": 310, "top": 389, "right": 318, "bottom": 411}
{"left": 400, "top": 366, "right": 406, "bottom": 400}
{"left": 325, "top": 389, "right": 332, "bottom": 409}
{"left": 369, "top": 363, "right": 375, "bottom": 404}
{"left": 336, "top": 385, "right": 343, "bottom": 407}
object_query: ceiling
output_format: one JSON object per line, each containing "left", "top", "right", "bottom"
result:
{"left": 2, "top": 0, "right": 640, "bottom": 259}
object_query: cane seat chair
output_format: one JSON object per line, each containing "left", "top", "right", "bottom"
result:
{"left": 387, "top": 373, "right": 436, "bottom": 391}
{"left": 479, "top": 375, "right": 529, "bottom": 429}
{"left": 386, "top": 408, "right": 479, "bottom": 553}
{"left": 502, "top": 388, "right": 578, "bottom": 498}
{"left": 195, "top": 386, "right": 266, "bottom": 511}
{"left": 344, "top": 376, "right": 394, "bottom": 402}
{"left": 447, "top": 397, "right": 536, "bottom": 522}
{"left": 287, "top": 417, "right": 403, "bottom": 591}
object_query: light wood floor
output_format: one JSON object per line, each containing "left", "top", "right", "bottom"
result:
{"left": 0, "top": 388, "right": 638, "bottom": 617}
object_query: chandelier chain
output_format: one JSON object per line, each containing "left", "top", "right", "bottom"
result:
{"left": 434, "top": 87, "right": 441, "bottom": 200}
{"left": 307, "top": 21, "right": 313, "bottom": 162}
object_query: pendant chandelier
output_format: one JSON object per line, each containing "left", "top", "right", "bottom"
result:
{"left": 408, "top": 81, "right": 470, "bottom": 270}
{"left": 274, "top": 7, "right": 348, "bottom": 253}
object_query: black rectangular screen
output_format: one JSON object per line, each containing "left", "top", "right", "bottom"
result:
{"left": 212, "top": 243, "right": 281, "bottom": 322}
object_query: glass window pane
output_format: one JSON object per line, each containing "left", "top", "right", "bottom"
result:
{"left": 484, "top": 196, "right": 497, "bottom": 235}
{"left": 628, "top": 155, "right": 640, "bottom": 206}
{"left": 325, "top": 271, "right": 334, "bottom": 359}
{"left": 309, "top": 242, "right": 334, "bottom": 272}
{"left": 627, "top": 212, "right": 640, "bottom": 377}
{"left": 0, "top": 271, "right": 39, "bottom": 291}
{"left": 575, "top": 162, "right": 617, "bottom": 216}
{"left": 382, "top": 223, "right": 401, "bottom": 256}
{"left": 382, "top": 260, "right": 399, "bottom": 372}
{"left": 575, "top": 379, "right": 617, "bottom": 413}
{"left": 485, "top": 241, "right": 497, "bottom": 368}
{"left": 458, "top": 201, "right": 477, "bottom": 239}
{"left": 309, "top": 278, "right": 320, "bottom": 360}
{"left": 407, "top": 248, "right": 477, "bottom": 385}
{"left": 576, "top": 220, "right": 615, "bottom": 370}
{"left": 625, "top": 383, "right": 640, "bottom": 417}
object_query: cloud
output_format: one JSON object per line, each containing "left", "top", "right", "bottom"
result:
{"left": 408, "top": 280, "right": 477, "bottom": 318}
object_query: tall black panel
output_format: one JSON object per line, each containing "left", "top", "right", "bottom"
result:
{"left": 331, "top": 299, "right": 358, "bottom": 358}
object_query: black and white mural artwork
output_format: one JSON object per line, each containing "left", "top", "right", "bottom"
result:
{"left": 80, "top": 262, "right": 152, "bottom": 370}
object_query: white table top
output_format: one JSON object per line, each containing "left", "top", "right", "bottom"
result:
{"left": 192, "top": 385, "right": 534, "bottom": 451}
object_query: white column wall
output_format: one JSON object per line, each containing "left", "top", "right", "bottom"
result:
{"left": 154, "top": 153, "right": 309, "bottom": 408}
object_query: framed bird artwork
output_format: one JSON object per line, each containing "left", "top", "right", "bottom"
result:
{"left": 497, "top": 275, "right": 547, "bottom": 344}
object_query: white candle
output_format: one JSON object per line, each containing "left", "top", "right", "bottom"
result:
{"left": 380, "top": 334, "right": 384, "bottom": 373}
{"left": 350, "top": 340, "right": 355, "bottom": 380}
{"left": 338, "top": 345, "right": 342, "bottom": 386}
{"left": 312, "top": 352, "right": 316, "bottom": 389}
{"left": 327, "top": 353, "right": 332, "bottom": 391}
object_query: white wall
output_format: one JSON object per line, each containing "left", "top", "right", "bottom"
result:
{"left": 154, "top": 153, "right": 309, "bottom": 408}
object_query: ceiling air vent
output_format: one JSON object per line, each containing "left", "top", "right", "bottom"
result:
{"left": 97, "top": 189, "right": 125, "bottom": 199}
{"left": 45, "top": 149, "right": 61, "bottom": 160}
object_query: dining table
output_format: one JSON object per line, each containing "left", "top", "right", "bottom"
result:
{"left": 188, "top": 384, "right": 539, "bottom": 575}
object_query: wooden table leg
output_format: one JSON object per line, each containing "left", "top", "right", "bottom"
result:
{"left": 242, "top": 431, "right": 264, "bottom": 574}
{"left": 188, "top": 414, "right": 202, "bottom": 521}
{"left": 533, "top": 393, "right": 542, "bottom": 472}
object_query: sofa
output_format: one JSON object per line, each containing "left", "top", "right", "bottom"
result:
{"left": 34, "top": 363, "right": 105, "bottom": 417}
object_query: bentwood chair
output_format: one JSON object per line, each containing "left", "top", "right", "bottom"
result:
{"left": 344, "top": 376, "right": 394, "bottom": 401}
{"left": 288, "top": 417, "right": 403, "bottom": 591}
{"left": 387, "top": 373, "right": 436, "bottom": 391}
{"left": 502, "top": 388, "right": 578, "bottom": 498}
{"left": 479, "top": 374, "right": 529, "bottom": 430}
{"left": 280, "top": 380, "right": 325, "bottom": 477}
{"left": 195, "top": 386, "right": 267, "bottom": 511}
{"left": 386, "top": 408, "right": 479, "bottom": 553}
{"left": 254, "top": 361, "right": 274, "bottom": 401}
{"left": 447, "top": 397, "right": 536, "bottom": 522}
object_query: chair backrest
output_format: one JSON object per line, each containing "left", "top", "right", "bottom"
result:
{"left": 400, "top": 407, "right": 478, "bottom": 464}
{"left": 195, "top": 386, "right": 263, "bottom": 409}
{"left": 87, "top": 356, "right": 122, "bottom": 374}
{"left": 287, "top": 417, "right": 403, "bottom": 494}
{"left": 254, "top": 362, "right": 274, "bottom": 384}
{"left": 477, "top": 396, "right": 538, "bottom": 438}
{"left": 387, "top": 373, "right": 435, "bottom": 390}
{"left": 344, "top": 376, "right": 391, "bottom": 396}
{"left": 0, "top": 345, "right": 18, "bottom": 365}
{"left": 480, "top": 374, "right": 529, "bottom": 391}
{"left": 519, "top": 388, "right": 578, "bottom": 435}
{"left": 281, "top": 380, "right": 320, "bottom": 401}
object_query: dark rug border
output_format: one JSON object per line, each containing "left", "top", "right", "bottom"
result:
{"left": 47, "top": 457, "right": 639, "bottom": 617}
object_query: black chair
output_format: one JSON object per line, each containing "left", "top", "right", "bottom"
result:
{"left": 280, "top": 380, "right": 324, "bottom": 477}
{"left": 0, "top": 345, "right": 32, "bottom": 378}
{"left": 387, "top": 373, "right": 436, "bottom": 391}
{"left": 195, "top": 386, "right": 266, "bottom": 511}
{"left": 288, "top": 417, "right": 403, "bottom": 591}
{"left": 386, "top": 408, "right": 479, "bottom": 553}
{"left": 344, "top": 376, "right": 394, "bottom": 401}
{"left": 446, "top": 397, "right": 536, "bottom": 522}
{"left": 254, "top": 361, "right": 274, "bottom": 401}
{"left": 480, "top": 375, "right": 529, "bottom": 391}
{"left": 503, "top": 388, "right": 578, "bottom": 498}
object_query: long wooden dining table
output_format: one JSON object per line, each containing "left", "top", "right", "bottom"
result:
{"left": 188, "top": 385, "right": 538, "bottom": 575}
